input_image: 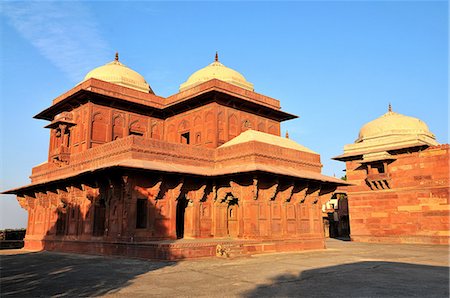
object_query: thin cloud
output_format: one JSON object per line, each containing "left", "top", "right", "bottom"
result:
{"left": 1, "top": 1, "right": 110, "bottom": 82}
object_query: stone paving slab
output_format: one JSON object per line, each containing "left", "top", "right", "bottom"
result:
{"left": 1, "top": 239, "right": 448, "bottom": 297}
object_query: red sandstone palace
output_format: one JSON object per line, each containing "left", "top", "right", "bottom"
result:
{"left": 4, "top": 53, "right": 348, "bottom": 259}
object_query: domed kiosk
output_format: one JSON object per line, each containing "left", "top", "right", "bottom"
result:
{"left": 336, "top": 104, "right": 438, "bottom": 162}
{"left": 83, "top": 52, "right": 153, "bottom": 93}
{"left": 356, "top": 104, "right": 437, "bottom": 145}
{"left": 334, "top": 105, "right": 449, "bottom": 246}
{"left": 179, "top": 53, "right": 254, "bottom": 92}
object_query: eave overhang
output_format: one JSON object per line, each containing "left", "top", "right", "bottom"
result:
{"left": 3, "top": 134, "right": 349, "bottom": 196}
{"left": 34, "top": 78, "right": 297, "bottom": 122}
{"left": 2, "top": 161, "right": 349, "bottom": 197}
{"left": 333, "top": 141, "right": 431, "bottom": 162}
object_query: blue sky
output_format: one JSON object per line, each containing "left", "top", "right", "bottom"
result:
{"left": 0, "top": 1, "right": 448, "bottom": 229}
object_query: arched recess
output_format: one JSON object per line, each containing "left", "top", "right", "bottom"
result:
{"left": 112, "top": 115, "right": 125, "bottom": 140}
{"left": 217, "top": 112, "right": 225, "bottom": 144}
{"left": 228, "top": 114, "right": 239, "bottom": 140}
{"left": 91, "top": 112, "right": 108, "bottom": 144}
{"left": 129, "top": 120, "right": 145, "bottom": 137}
{"left": 151, "top": 122, "right": 161, "bottom": 140}
{"left": 193, "top": 116, "right": 202, "bottom": 144}
{"left": 227, "top": 197, "right": 239, "bottom": 237}
{"left": 178, "top": 120, "right": 190, "bottom": 144}
{"left": 205, "top": 111, "right": 214, "bottom": 144}
{"left": 176, "top": 196, "right": 189, "bottom": 239}
{"left": 178, "top": 119, "right": 190, "bottom": 132}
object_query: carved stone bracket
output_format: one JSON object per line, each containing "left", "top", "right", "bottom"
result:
{"left": 85, "top": 186, "right": 100, "bottom": 202}
{"left": 186, "top": 184, "right": 207, "bottom": 203}
{"left": 252, "top": 177, "right": 258, "bottom": 200}
{"left": 278, "top": 183, "right": 294, "bottom": 202}
{"left": 291, "top": 183, "right": 308, "bottom": 204}
{"left": 24, "top": 195, "right": 36, "bottom": 209}
{"left": 135, "top": 180, "right": 163, "bottom": 203}
{"left": 267, "top": 179, "right": 279, "bottom": 201}
{"left": 216, "top": 186, "right": 232, "bottom": 203}
{"left": 213, "top": 181, "right": 234, "bottom": 204}
{"left": 229, "top": 180, "right": 242, "bottom": 199}
{"left": 307, "top": 184, "right": 321, "bottom": 204}
{"left": 56, "top": 187, "right": 68, "bottom": 196}
{"left": 172, "top": 178, "right": 185, "bottom": 201}
{"left": 17, "top": 196, "right": 29, "bottom": 210}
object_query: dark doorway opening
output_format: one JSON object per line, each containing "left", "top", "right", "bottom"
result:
{"left": 181, "top": 132, "right": 190, "bottom": 145}
{"left": 93, "top": 198, "right": 106, "bottom": 236}
{"left": 56, "top": 210, "right": 67, "bottom": 235}
{"left": 176, "top": 197, "right": 189, "bottom": 239}
{"left": 227, "top": 198, "right": 239, "bottom": 237}
{"left": 136, "top": 199, "right": 148, "bottom": 229}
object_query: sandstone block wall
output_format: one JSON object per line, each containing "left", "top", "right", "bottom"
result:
{"left": 346, "top": 145, "right": 449, "bottom": 245}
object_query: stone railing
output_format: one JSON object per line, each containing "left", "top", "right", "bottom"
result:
{"left": 215, "top": 141, "right": 322, "bottom": 172}
{"left": 31, "top": 135, "right": 324, "bottom": 184}
{"left": 366, "top": 172, "right": 391, "bottom": 181}
{"left": 165, "top": 79, "right": 281, "bottom": 110}
{"left": 31, "top": 136, "right": 215, "bottom": 183}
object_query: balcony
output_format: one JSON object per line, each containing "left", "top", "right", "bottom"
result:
{"left": 50, "top": 146, "right": 71, "bottom": 165}
{"left": 365, "top": 172, "right": 391, "bottom": 190}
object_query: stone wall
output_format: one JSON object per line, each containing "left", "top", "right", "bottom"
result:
{"left": 19, "top": 170, "right": 330, "bottom": 258}
{"left": 345, "top": 145, "right": 449, "bottom": 245}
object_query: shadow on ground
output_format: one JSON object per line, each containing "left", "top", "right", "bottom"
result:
{"left": 243, "top": 261, "right": 449, "bottom": 298}
{"left": 0, "top": 251, "right": 175, "bottom": 297}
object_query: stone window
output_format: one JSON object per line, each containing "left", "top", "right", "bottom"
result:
{"left": 181, "top": 132, "right": 190, "bottom": 145}
{"left": 368, "top": 162, "right": 387, "bottom": 175}
{"left": 129, "top": 130, "right": 144, "bottom": 137}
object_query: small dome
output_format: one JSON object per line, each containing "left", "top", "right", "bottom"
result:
{"left": 179, "top": 53, "right": 254, "bottom": 92}
{"left": 356, "top": 105, "right": 437, "bottom": 144}
{"left": 83, "top": 53, "right": 153, "bottom": 93}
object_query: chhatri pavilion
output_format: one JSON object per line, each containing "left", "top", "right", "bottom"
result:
{"left": 334, "top": 105, "right": 449, "bottom": 245}
{"left": 4, "top": 53, "right": 347, "bottom": 259}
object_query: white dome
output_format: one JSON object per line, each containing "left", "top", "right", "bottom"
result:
{"left": 179, "top": 53, "right": 253, "bottom": 92}
{"left": 83, "top": 53, "right": 153, "bottom": 93}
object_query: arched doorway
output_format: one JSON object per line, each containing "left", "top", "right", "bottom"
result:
{"left": 227, "top": 198, "right": 239, "bottom": 237}
{"left": 176, "top": 196, "right": 189, "bottom": 239}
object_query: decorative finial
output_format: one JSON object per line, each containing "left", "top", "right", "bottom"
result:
{"left": 388, "top": 103, "right": 392, "bottom": 112}
{"left": 115, "top": 52, "right": 119, "bottom": 62}
{"left": 215, "top": 51, "right": 218, "bottom": 62}
{"left": 285, "top": 130, "right": 289, "bottom": 139}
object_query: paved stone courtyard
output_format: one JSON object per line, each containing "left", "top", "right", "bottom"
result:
{"left": 1, "top": 239, "right": 448, "bottom": 297}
